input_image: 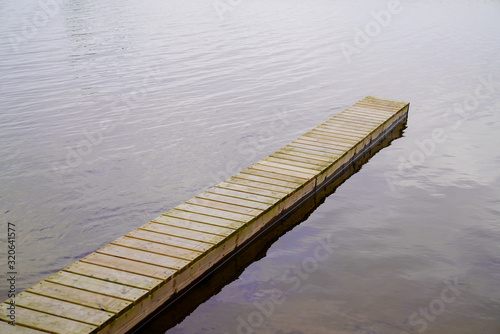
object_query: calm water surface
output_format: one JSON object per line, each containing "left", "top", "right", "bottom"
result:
{"left": 1, "top": 0, "right": 499, "bottom": 333}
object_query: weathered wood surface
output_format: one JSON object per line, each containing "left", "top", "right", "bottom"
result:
{"left": 1, "top": 96, "right": 409, "bottom": 333}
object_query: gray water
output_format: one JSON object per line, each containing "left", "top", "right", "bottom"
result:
{"left": 1, "top": 0, "right": 500, "bottom": 333}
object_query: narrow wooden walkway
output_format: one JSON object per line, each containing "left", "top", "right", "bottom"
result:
{"left": 2, "top": 96, "right": 409, "bottom": 334}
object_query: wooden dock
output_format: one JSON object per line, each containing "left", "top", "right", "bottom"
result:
{"left": 1, "top": 96, "right": 409, "bottom": 334}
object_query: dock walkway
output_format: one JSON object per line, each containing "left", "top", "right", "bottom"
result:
{"left": 1, "top": 96, "right": 409, "bottom": 333}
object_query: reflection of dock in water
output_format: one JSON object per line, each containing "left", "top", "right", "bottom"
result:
{"left": 1, "top": 96, "right": 409, "bottom": 334}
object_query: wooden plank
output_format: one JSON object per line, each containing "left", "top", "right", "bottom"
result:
{"left": 163, "top": 210, "right": 244, "bottom": 229}
{"left": 139, "top": 222, "right": 227, "bottom": 243}
{"left": 81, "top": 252, "right": 176, "bottom": 280}
{"left": 187, "top": 197, "right": 263, "bottom": 216}
{"left": 97, "top": 244, "right": 190, "bottom": 270}
{"left": 252, "top": 162, "right": 316, "bottom": 179}
{"left": 298, "top": 135, "right": 352, "bottom": 148}
{"left": 233, "top": 171, "right": 304, "bottom": 189}
{"left": 313, "top": 126, "right": 368, "bottom": 139}
{"left": 318, "top": 123, "right": 368, "bottom": 135}
{"left": 256, "top": 160, "right": 318, "bottom": 176}
{"left": 300, "top": 133, "right": 358, "bottom": 149}
{"left": 195, "top": 192, "right": 271, "bottom": 211}
{"left": 264, "top": 156, "right": 325, "bottom": 171}
{"left": 299, "top": 135, "right": 353, "bottom": 148}
{"left": 297, "top": 136, "right": 354, "bottom": 151}
{"left": 64, "top": 261, "right": 162, "bottom": 291}
{"left": 277, "top": 147, "right": 336, "bottom": 162}
{"left": 303, "top": 133, "right": 359, "bottom": 148}
{"left": 176, "top": 203, "right": 255, "bottom": 223}
{"left": 226, "top": 177, "right": 294, "bottom": 194}
{"left": 0, "top": 320, "right": 47, "bottom": 333}
{"left": 242, "top": 167, "right": 308, "bottom": 184}
{"left": 324, "top": 118, "right": 375, "bottom": 131}
{"left": 314, "top": 127, "right": 368, "bottom": 140}
{"left": 320, "top": 124, "right": 373, "bottom": 138}
{"left": 271, "top": 151, "right": 332, "bottom": 166}
{"left": 126, "top": 229, "right": 214, "bottom": 252}
{"left": 355, "top": 102, "right": 400, "bottom": 112}
{"left": 14, "top": 292, "right": 114, "bottom": 326}
{"left": 0, "top": 304, "right": 97, "bottom": 334}
{"left": 248, "top": 160, "right": 313, "bottom": 178}
{"left": 334, "top": 113, "right": 381, "bottom": 126}
{"left": 27, "top": 281, "right": 130, "bottom": 314}
{"left": 342, "top": 112, "right": 389, "bottom": 122}
{"left": 311, "top": 125, "right": 369, "bottom": 136}
{"left": 112, "top": 235, "right": 207, "bottom": 261}
{"left": 118, "top": 233, "right": 208, "bottom": 259}
{"left": 306, "top": 131, "right": 360, "bottom": 145}
{"left": 225, "top": 177, "right": 293, "bottom": 196}
{"left": 346, "top": 107, "right": 393, "bottom": 118}
{"left": 206, "top": 186, "right": 281, "bottom": 204}
{"left": 216, "top": 181, "right": 287, "bottom": 199}
{"left": 287, "top": 142, "right": 345, "bottom": 156}
{"left": 46, "top": 271, "right": 148, "bottom": 302}
{"left": 249, "top": 160, "right": 317, "bottom": 180}
{"left": 153, "top": 214, "right": 235, "bottom": 236}
{"left": 340, "top": 109, "right": 382, "bottom": 119}
{"left": 326, "top": 116, "right": 376, "bottom": 129}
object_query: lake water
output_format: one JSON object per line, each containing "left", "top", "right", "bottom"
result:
{"left": 1, "top": 0, "right": 499, "bottom": 333}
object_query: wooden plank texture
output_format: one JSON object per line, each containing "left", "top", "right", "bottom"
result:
{"left": 27, "top": 281, "right": 131, "bottom": 314}
{"left": 14, "top": 292, "right": 114, "bottom": 326}
{"left": 64, "top": 261, "right": 163, "bottom": 291}
{"left": 0, "top": 303, "right": 97, "bottom": 334}
{"left": 0, "top": 320, "right": 48, "bottom": 333}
